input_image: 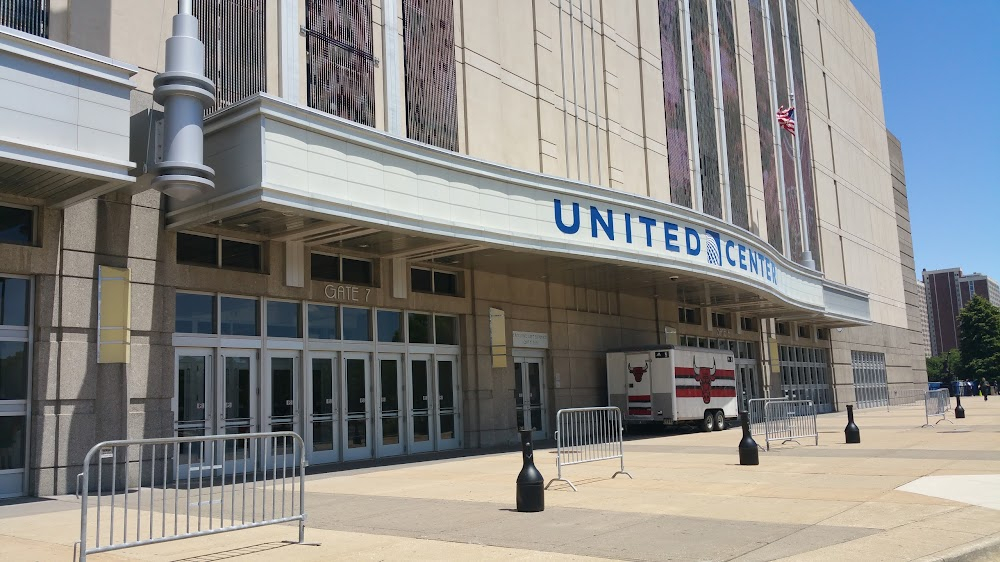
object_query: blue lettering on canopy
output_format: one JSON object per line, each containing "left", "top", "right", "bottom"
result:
{"left": 749, "top": 249, "right": 759, "bottom": 275}
{"left": 638, "top": 216, "right": 657, "bottom": 247}
{"left": 738, "top": 245, "right": 747, "bottom": 270}
{"left": 685, "top": 227, "right": 701, "bottom": 256}
{"left": 554, "top": 199, "right": 580, "bottom": 234}
{"left": 664, "top": 222, "right": 680, "bottom": 252}
{"left": 590, "top": 207, "right": 614, "bottom": 240}
{"left": 624, "top": 212, "right": 633, "bottom": 243}
{"left": 725, "top": 240, "right": 736, "bottom": 266}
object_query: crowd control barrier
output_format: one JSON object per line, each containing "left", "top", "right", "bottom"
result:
{"left": 747, "top": 397, "right": 787, "bottom": 438}
{"left": 887, "top": 387, "right": 927, "bottom": 409}
{"left": 76, "top": 432, "right": 306, "bottom": 562}
{"left": 545, "top": 407, "right": 632, "bottom": 491}
{"left": 763, "top": 400, "right": 818, "bottom": 451}
{"left": 924, "top": 389, "right": 953, "bottom": 427}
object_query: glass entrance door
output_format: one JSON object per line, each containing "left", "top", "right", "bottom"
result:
{"left": 265, "top": 353, "right": 299, "bottom": 467}
{"left": 376, "top": 355, "right": 404, "bottom": 457}
{"left": 343, "top": 353, "right": 372, "bottom": 461}
{"left": 174, "top": 350, "right": 212, "bottom": 479}
{"left": 514, "top": 357, "right": 546, "bottom": 439}
{"left": 219, "top": 352, "right": 258, "bottom": 474}
{"left": 309, "top": 354, "right": 340, "bottom": 464}
{"left": 407, "top": 356, "right": 434, "bottom": 453}
{"left": 436, "top": 357, "right": 460, "bottom": 450}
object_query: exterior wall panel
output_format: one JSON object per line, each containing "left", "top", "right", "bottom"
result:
{"left": 747, "top": 0, "right": 782, "bottom": 252}
{"left": 717, "top": 0, "right": 748, "bottom": 229}
{"left": 403, "top": 0, "right": 459, "bottom": 151}
{"left": 689, "top": 0, "right": 723, "bottom": 218}
{"left": 306, "top": 0, "right": 377, "bottom": 127}
{"left": 658, "top": 0, "right": 694, "bottom": 208}
{"left": 195, "top": 0, "right": 267, "bottom": 114}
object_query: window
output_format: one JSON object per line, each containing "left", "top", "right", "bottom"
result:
{"left": 851, "top": 351, "right": 887, "bottom": 409}
{"left": 678, "top": 307, "right": 700, "bottom": 325}
{"left": 740, "top": 317, "right": 756, "bottom": 332}
{"left": 435, "top": 315, "right": 458, "bottom": 345}
{"left": 311, "top": 253, "right": 340, "bottom": 282}
{"left": 175, "top": 293, "right": 216, "bottom": 334}
{"left": 222, "top": 239, "right": 262, "bottom": 271}
{"left": 797, "top": 325, "right": 812, "bottom": 339}
{"left": 177, "top": 233, "right": 263, "bottom": 272}
{"left": 408, "top": 312, "right": 431, "bottom": 343}
{"left": 0, "top": 0, "right": 47, "bottom": 37}
{"left": 177, "top": 233, "right": 218, "bottom": 267}
{"left": 411, "top": 267, "right": 459, "bottom": 296}
{"left": 776, "top": 322, "right": 790, "bottom": 336}
{"left": 0, "top": 341, "right": 28, "bottom": 400}
{"left": 195, "top": 0, "right": 266, "bottom": 114}
{"left": 0, "top": 205, "right": 34, "bottom": 246}
{"left": 0, "top": 277, "right": 30, "bottom": 326}
{"left": 342, "top": 258, "right": 373, "bottom": 285}
{"left": 307, "top": 304, "right": 339, "bottom": 339}
{"left": 342, "top": 307, "right": 372, "bottom": 341}
{"left": 816, "top": 328, "right": 829, "bottom": 340}
{"left": 267, "top": 300, "right": 301, "bottom": 338}
{"left": 377, "top": 310, "right": 403, "bottom": 342}
{"left": 711, "top": 312, "right": 730, "bottom": 329}
{"left": 220, "top": 296, "right": 259, "bottom": 336}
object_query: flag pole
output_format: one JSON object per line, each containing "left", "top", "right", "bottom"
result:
{"left": 780, "top": 0, "right": 815, "bottom": 270}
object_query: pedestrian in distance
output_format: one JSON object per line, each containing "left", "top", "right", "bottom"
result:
{"left": 981, "top": 377, "right": 990, "bottom": 401}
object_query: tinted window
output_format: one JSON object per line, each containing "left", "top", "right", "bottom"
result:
{"left": 0, "top": 341, "right": 28, "bottom": 400}
{"left": 0, "top": 205, "right": 33, "bottom": 245}
{"left": 408, "top": 312, "right": 431, "bottom": 344}
{"left": 342, "top": 307, "right": 372, "bottom": 341}
{"left": 175, "top": 293, "right": 215, "bottom": 334}
{"left": 267, "top": 300, "right": 301, "bottom": 338}
{"left": 311, "top": 253, "right": 340, "bottom": 281}
{"left": 221, "top": 239, "right": 262, "bottom": 271}
{"left": 433, "top": 271, "right": 458, "bottom": 295}
{"left": 220, "top": 297, "right": 259, "bottom": 336}
{"left": 342, "top": 258, "right": 372, "bottom": 285}
{"left": 411, "top": 268, "right": 432, "bottom": 292}
{"left": 377, "top": 310, "right": 403, "bottom": 342}
{"left": 0, "top": 277, "right": 30, "bottom": 326}
{"left": 435, "top": 315, "right": 458, "bottom": 345}
{"left": 308, "top": 304, "right": 338, "bottom": 339}
{"left": 177, "top": 233, "right": 217, "bottom": 266}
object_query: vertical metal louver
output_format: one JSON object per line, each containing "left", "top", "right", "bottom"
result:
{"left": 0, "top": 0, "right": 48, "bottom": 37}
{"left": 657, "top": 0, "right": 693, "bottom": 208}
{"left": 402, "top": 0, "right": 458, "bottom": 151}
{"left": 784, "top": 0, "right": 820, "bottom": 270}
{"left": 305, "top": 0, "right": 377, "bottom": 127}
{"left": 689, "top": 0, "right": 723, "bottom": 219}
{"left": 716, "top": 0, "right": 749, "bottom": 230}
{"left": 194, "top": 0, "right": 267, "bottom": 115}
{"left": 748, "top": 0, "right": 783, "bottom": 252}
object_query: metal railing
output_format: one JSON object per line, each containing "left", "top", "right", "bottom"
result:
{"left": 747, "top": 397, "right": 787, "bottom": 438}
{"left": 545, "top": 407, "right": 632, "bottom": 491}
{"left": 887, "top": 387, "right": 927, "bottom": 409}
{"left": 763, "top": 399, "right": 818, "bottom": 451}
{"left": 924, "top": 389, "right": 953, "bottom": 427}
{"left": 76, "top": 432, "right": 306, "bottom": 562}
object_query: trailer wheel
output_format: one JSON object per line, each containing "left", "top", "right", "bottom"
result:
{"left": 714, "top": 411, "right": 726, "bottom": 431}
{"left": 702, "top": 411, "right": 715, "bottom": 432}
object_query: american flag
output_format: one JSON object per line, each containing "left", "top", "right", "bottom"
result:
{"left": 777, "top": 106, "right": 795, "bottom": 134}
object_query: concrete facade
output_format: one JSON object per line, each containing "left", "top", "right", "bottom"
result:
{"left": 0, "top": 0, "right": 928, "bottom": 497}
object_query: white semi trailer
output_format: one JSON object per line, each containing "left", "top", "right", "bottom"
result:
{"left": 607, "top": 346, "right": 738, "bottom": 431}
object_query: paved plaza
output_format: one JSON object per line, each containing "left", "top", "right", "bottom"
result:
{"left": 3, "top": 398, "right": 1000, "bottom": 561}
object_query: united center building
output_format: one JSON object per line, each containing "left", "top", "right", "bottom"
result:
{"left": 0, "top": 0, "right": 927, "bottom": 497}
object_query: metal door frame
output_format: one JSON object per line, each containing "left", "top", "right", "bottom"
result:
{"left": 406, "top": 353, "right": 435, "bottom": 454}
{"left": 375, "top": 353, "right": 405, "bottom": 457}
{"left": 433, "top": 354, "right": 462, "bottom": 450}
{"left": 342, "top": 352, "right": 373, "bottom": 461}
{"left": 306, "top": 351, "right": 341, "bottom": 464}
{"left": 513, "top": 353, "right": 547, "bottom": 440}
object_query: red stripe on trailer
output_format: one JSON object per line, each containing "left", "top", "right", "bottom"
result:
{"left": 674, "top": 367, "right": 736, "bottom": 379}
{"left": 628, "top": 395, "right": 651, "bottom": 402}
{"left": 676, "top": 388, "right": 737, "bottom": 398}
{"left": 628, "top": 408, "right": 652, "bottom": 415}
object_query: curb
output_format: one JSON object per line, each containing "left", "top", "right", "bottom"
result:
{"left": 915, "top": 533, "right": 1000, "bottom": 562}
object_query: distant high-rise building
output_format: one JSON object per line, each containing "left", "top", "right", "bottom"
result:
{"left": 923, "top": 269, "right": 1000, "bottom": 355}
{"left": 916, "top": 281, "right": 930, "bottom": 357}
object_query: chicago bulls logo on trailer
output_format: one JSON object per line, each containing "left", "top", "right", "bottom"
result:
{"left": 692, "top": 356, "right": 717, "bottom": 404}
{"left": 627, "top": 360, "right": 650, "bottom": 382}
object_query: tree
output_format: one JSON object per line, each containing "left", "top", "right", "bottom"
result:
{"left": 927, "top": 348, "right": 961, "bottom": 382}
{"left": 958, "top": 296, "right": 1000, "bottom": 381}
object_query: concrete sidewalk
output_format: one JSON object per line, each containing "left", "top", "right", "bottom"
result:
{"left": 4, "top": 398, "right": 1000, "bottom": 561}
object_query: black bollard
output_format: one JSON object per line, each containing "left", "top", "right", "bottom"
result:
{"left": 516, "top": 429, "right": 544, "bottom": 512}
{"left": 738, "top": 411, "right": 759, "bottom": 466}
{"left": 845, "top": 404, "right": 861, "bottom": 444}
{"left": 956, "top": 394, "right": 966, "bottom": 419}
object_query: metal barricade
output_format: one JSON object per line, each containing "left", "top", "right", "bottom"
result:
{"left": 763, "top": 399, "right": 818, "bottom": 451}
{"left": 924, "top": 389, "right": 952, "bottom": 427}
{"left": 747, "top": 397, "right": 787, "bottom": 438}
{"left": 887, "top": 387, "right": 927, "bottom": 409}
{"left": 545, "top": 407, "right": 632, "bottom": 491}
{"left": 76, "top": 432, "right": 306, "bottom": 562}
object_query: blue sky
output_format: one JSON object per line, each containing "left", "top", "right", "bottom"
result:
{"left": 851, "top": 0, "right": 999, "bottom": 280}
